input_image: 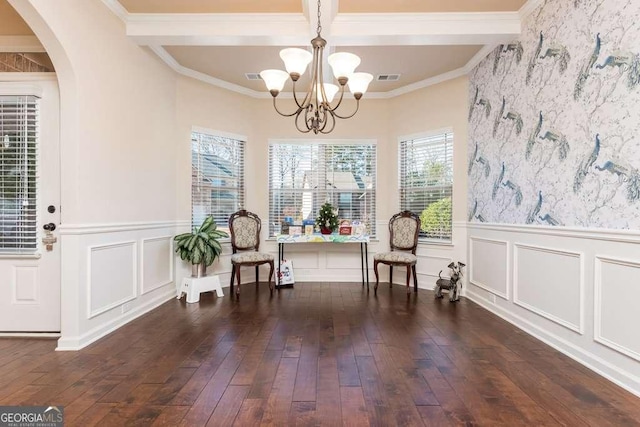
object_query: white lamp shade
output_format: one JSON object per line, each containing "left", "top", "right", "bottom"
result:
{"left": 328, "top": 52, "right": 361, "bottom": 80}
{"left": 259, "top": 69, "right": 290, "bottom": 92}
{"left": 279, "top": 48, "right": 313, "bottom": 75}
{"left": 317, "top": 83, "right": 339, "bottom": 103}
{"left": 347, "top": 72, "right": 373, "bottom": 95}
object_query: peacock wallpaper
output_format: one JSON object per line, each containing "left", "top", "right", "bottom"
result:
{"left": 468, "top": 0, "right": 640, "bottom": 229}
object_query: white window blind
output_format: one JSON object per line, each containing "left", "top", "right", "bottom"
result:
{"left": 0, "top": 95, "right": 39, "bottom": 254}
{"left": 268, "top": 142, "right": 376, "bottom": 237}
{"left": 399, "top": 132, "right": 453, "bottom": 243}
{"left": 191, "top": 131, "right": 245, "bottom": 232}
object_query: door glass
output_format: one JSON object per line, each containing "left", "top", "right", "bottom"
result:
{"left": 0, "top": 95, "right": 38, "bottom": 254}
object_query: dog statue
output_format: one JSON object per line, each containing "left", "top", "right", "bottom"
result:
{"left": 434, "top": 262, "right": 466, "bottom": 302}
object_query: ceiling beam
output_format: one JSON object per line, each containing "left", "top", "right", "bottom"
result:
{"left": 125, "top": 11, "right": 520, "bottom": 47}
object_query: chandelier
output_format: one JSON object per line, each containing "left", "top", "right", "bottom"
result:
{"left": 259, "top": 0, "right": 373, "bottom": 134}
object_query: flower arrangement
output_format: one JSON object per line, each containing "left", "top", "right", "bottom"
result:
{"left": 316, "top": 201, "right": 339, "bottom": 234}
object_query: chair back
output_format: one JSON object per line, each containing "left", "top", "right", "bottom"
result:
{"left": 389, "top": 211, "right": 420, "bottom": 253}
{"left": 229, "top": 210, "right": 261, "bottom": 253}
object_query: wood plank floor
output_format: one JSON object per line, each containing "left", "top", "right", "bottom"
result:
{"left": 1, "top": 282, "right": 639, "bottom": 426}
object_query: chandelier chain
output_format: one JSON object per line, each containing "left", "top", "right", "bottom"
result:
{"left": 316, "top": 0, "right": 322, "bottom": 36}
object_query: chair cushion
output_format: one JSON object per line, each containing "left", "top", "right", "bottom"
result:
{"left": 231, "top": 252, "right": 274, "bottom": 264}
{"left": 374, "top": 251, "right": 417, "bottom": 264}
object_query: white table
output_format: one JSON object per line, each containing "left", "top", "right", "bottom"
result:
{"left": 177, "top": 275, "right": 224, "bottom": 303}
{"left": 276, "top": 233, "right": 370, "bottom": 289}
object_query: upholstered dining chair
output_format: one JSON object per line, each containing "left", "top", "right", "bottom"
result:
{"left": 374, "top": 210, "right": 421, "bottom": 294}
{"left": 229, "top": 210, "right": 274, "bottom": 295}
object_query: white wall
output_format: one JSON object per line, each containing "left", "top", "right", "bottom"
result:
{"left": 9, "top": 0, "right": 183, "bottom": 349}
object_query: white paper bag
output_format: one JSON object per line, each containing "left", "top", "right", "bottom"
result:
{"left": 277, "top": 259, "right": 295, "bottom": 285}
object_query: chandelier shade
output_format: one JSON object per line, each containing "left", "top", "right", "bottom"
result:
{"left": 259, "top": 0, "right": 372, "bottom": 134}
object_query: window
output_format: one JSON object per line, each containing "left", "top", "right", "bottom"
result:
{"left": 268, "top": 142, "right": 376, "bottom": 237}
{"left": 399, "top": 132, "right": 453, "bottom": 243}
{"left": 191, "top": 131, "right": 245, "bottom": 232}
{"left": 0, "top": 95, "right": 38, "bottom": 254}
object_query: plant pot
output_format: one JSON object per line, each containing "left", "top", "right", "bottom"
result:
{"left": 320, "top": 227, "right": 333, "bottom": 235}
{"left": 191, "top": 263, "right": 207, "bottom": 278}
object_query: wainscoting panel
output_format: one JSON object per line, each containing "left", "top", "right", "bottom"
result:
{"left": 141, "top": 236, "right": 173, "bottom": 295}
{"left": 87, "top": 241, "right": 137, "bottom": 318}
{"left": 12, "top": 266, "right": 38, "bottom": 303}
{"left": 514, "top": 244, "right": 583, "bottom": 334}
{"left": 469, "top": 237, "right": 508, "bottom": 299}
{"left": 466, "top": 222, "right": 640, "bottom": 399}
{"left": 595, "top": 256, "right": 640, "bottom": 362}
{"left": 415, "top": 255, "right": 453, "bottom": 278}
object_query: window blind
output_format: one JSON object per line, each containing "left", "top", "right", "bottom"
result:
{"left": 0, "top": 95, "right": 39, "bottom": 254}
{"left": 399, "top": 132, "right": 453, "bottom": 242}
{"left": 268, "top": 142, "right": 376, "bottom": 237}
{"left": 191, "top": 131, "right": 245, "bottom": 232}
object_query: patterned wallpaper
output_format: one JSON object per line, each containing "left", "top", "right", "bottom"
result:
{"left": 468, "top": 0, "right": 640, "bottom": 229}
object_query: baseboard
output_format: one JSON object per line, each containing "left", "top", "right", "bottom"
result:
{"left": 465, "top": 289, "right": 640, "bottom": 399}
{"left": 56, "top": 287, "right": 176, "bottom": 351}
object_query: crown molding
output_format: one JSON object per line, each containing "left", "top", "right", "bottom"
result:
{"left": 0, "top": 35, "right": 45, "bottom": 52}
{"left": 149, "top": 45, "right": 264, "bottom": 98}
{"left": 101, "top": 0, "right": 128, "bottom": 23}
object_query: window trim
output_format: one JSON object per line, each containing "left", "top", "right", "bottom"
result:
{"left": 398, "top": 128, "right": 454, "bottom": 245}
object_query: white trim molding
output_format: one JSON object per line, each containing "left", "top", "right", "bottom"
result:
{"left": 140, "top": 235, "right": 175, "bottom": 295}
{"left": 467, "top": 221, "right": 640, "bottom": 244}
{"left": 468, "top": 236, "right": 509, "bottom": 300}
{"left": 59, "top": 220, "right": 190, "bottom": 235}
{"left": 513, "top": 243, "right": 585, "bottom": 335}
{"left": 87, "top": 240, "right": 138, "bottom": 319}
{"left": 594, "top": 255, "right": 640, "bottom": 363}
{"left": 0, "top": 35, "right": 45, "bottom": 52}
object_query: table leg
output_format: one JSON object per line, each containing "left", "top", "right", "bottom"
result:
{"left": 365, "top": 242, "right": 369, "bottom": 286}
{"left": 277, "top": 243, "right": 282, "bottom": 289}
{"left": 360, "top": 242, "right": 365, "bottom": 287}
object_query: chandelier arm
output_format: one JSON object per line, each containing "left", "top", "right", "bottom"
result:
{"left": 272, "top": 97, "right": 302, "bottom": 118}
{"left": 295, "top": 111, "right": 313, "bottom": 133}
{"left": 331, "top": 98, "right": 360, "bottom": 120}
{"left": 325, "top": 84, "right": 346, "bottom": 112}
{"left": 291, "top": 79, "right": 310, "bottom": 110}
{"left": 320, "top": 110, "right": 337, "bottom": 134}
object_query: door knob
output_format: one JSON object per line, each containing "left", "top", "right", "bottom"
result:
{"left": 43, "top": 223, "right": 56, "bottom": 231}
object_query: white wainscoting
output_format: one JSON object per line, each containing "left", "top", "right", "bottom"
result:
{"left": 57, "top": 220, "right": 189, "bottom": 351}
{"left": 513, "top": 243, "right": 584, "bottom": 334}
{"left": 469, "top": 236, "right": 509, "bottom": 300}
{"left": 141, "top": 236, "right": 174, "bottom": 295}
{"left": 87, "top": 241, "right": 137, "bottom": 319}
{"left": 594, "top": 256, "right": 640, "bottom": 363}
{"left": 466, "top": 222, "right": 640, "bottom": 398}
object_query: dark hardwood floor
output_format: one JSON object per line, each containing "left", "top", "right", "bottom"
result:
{"left": 1, "top": 282, "right": 639, "bottom": 426}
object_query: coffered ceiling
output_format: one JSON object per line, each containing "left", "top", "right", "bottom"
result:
{"left": 1, "top": 0, "right": 537, "bottom": 96}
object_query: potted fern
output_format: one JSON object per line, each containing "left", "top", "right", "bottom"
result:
{"left": 174, "top": 216, "right": 229, "bottom": 277}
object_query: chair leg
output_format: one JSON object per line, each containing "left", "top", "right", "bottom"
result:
{"left": 255, "top": 266, "right": 259, "bottom": 285}
{"left": 389, "top": 266, "right": 393, "bottom": 288}
{"left": 236, "top": 266, "right": 241, "bottom": 295}
{"left": 230, "top": 265, "right": 236, "bottom": 293}
{"left": 412, "top": 265, "right": 418, "bottom": 293}
{"left": 268, "top": 261, "right": 274, "bottom": 291}
{"left": 406, "top": 266, "right": 411, "bottom": 293}
{"left": 374, "top": 260, "right": 380, "bottom": 293}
